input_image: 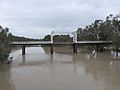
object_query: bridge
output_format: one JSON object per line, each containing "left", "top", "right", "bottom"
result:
{"left": 11, "top": 31, "right": 112, "bottom": 55}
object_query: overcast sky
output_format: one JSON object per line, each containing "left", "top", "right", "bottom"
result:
{"left": 0, "top": 0, "right": 120, "bottom": 38}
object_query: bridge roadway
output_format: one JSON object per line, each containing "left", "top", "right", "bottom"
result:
{"left": 11, "top": 41, "right": 112, "bottom": 55}
{"left": 11, "top": 41, "right": 112, "bottom": 45}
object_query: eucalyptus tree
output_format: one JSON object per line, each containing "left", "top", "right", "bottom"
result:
{"left": 110, "top": 13, "right": 120, "bottom": 53}
{"left": 0, "top": 26, "right": 11, "bottom": 63}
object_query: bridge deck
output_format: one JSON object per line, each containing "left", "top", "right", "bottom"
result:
{"left": 11, "top": 41, "right": 113, "bottom": 55}
{"left": 77, "top": 41, "right": 112, "bottom": 44}
{"left": 11, "top": 41, "right": 112, "bottom": 46}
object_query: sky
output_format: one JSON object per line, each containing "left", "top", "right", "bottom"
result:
{"left": 0, "top": 0, "right": 120, "bottom": 39}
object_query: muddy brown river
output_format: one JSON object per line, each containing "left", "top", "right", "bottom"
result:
{"left": 0, "top": 47, "right": 120, "bottom": 90}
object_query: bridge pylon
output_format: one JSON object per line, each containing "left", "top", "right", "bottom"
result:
{"left": 72, "top": 31, "right": 77, "bottom": 43}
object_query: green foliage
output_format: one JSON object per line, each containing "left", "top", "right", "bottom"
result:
{"left": 77, "top": 13, "right": 120, "bottom": 49}
{"left": 42, "top": 35, "right": 51, "bottom": 41}
{"left": 42, "top": 13, "right": 120, "bottom": 50}
{"left": 0, "top": 25, "right": 41, "bottom": 63}
{"left": 53, "top": 35, "right": 72, "bottom": 42}
{"left": 112, "top": 32, "right": 120, "bottom": 47}
{"left": 11, "top": 35, "right": 40, "bottom": 41}
{"left": 0, "top": 25, "right": 11, "bottom": 63}
{"left": 0, "top": 44, "right": 10, "bottom": 61}
{"left": 42, "top": 34, "right": 72, "bottom": 42}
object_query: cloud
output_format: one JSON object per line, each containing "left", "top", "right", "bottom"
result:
{"left": 0, "top": 0, "right": 120, "bottom": 38}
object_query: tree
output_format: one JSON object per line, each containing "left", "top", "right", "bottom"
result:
{"left": 77, "top": 13, "right": 120, "bottom": 54}
{"left": 0, "top": 26, "right": 11, "bottom": 63}
{"left": 42, "top": 35, "right": 51, "bottom": 41}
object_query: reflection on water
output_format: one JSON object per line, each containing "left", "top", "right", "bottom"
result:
{"left": 0, "top": 65, "right": 15, "bottom": 90}
{"left": 111, "top": 51, "right": 120, "bottom": 58}
{"left": 0, "top": 47, "right": 120, "bottom": 90}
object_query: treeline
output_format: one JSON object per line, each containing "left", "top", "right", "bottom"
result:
{"left": 77, "top": 13, "right": 120, "bottom": 50}
{"left": 6, "top": 32, "right": 40, "bottom": 41}
{"left": 42, "top": 34, "right": 72, "bottom": 42}
{"left": 0, "top": 25, "right": 40, "bottom": 63}
{"left": 42, "top": 13, "right": 120, "bottom": 50}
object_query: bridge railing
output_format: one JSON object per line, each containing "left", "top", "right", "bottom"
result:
{"left": 77, "top": 41, "right": 112, "bottom": 44}
{"left": 11, "top": 41, "right": 52, "bottom": 45}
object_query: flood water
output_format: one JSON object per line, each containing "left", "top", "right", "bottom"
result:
{"left": 0, "top": 47, "right": 120, "bottom": 90}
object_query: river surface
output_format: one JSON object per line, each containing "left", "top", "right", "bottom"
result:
{"left": 0, "top": 47, "right": 120, "bottom": 90}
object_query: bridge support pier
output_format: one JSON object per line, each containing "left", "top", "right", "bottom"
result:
{"left": 50, "top": 44, "right": 53, "bottom": 54}
{"left": 22, "top": 46, "right": 25, "bottom": 55}
{"left": 73, "top": 43, "right": 77, "bottom": 53}
{"left": 96, "top": 44, "right": 100, "bottom": 52}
